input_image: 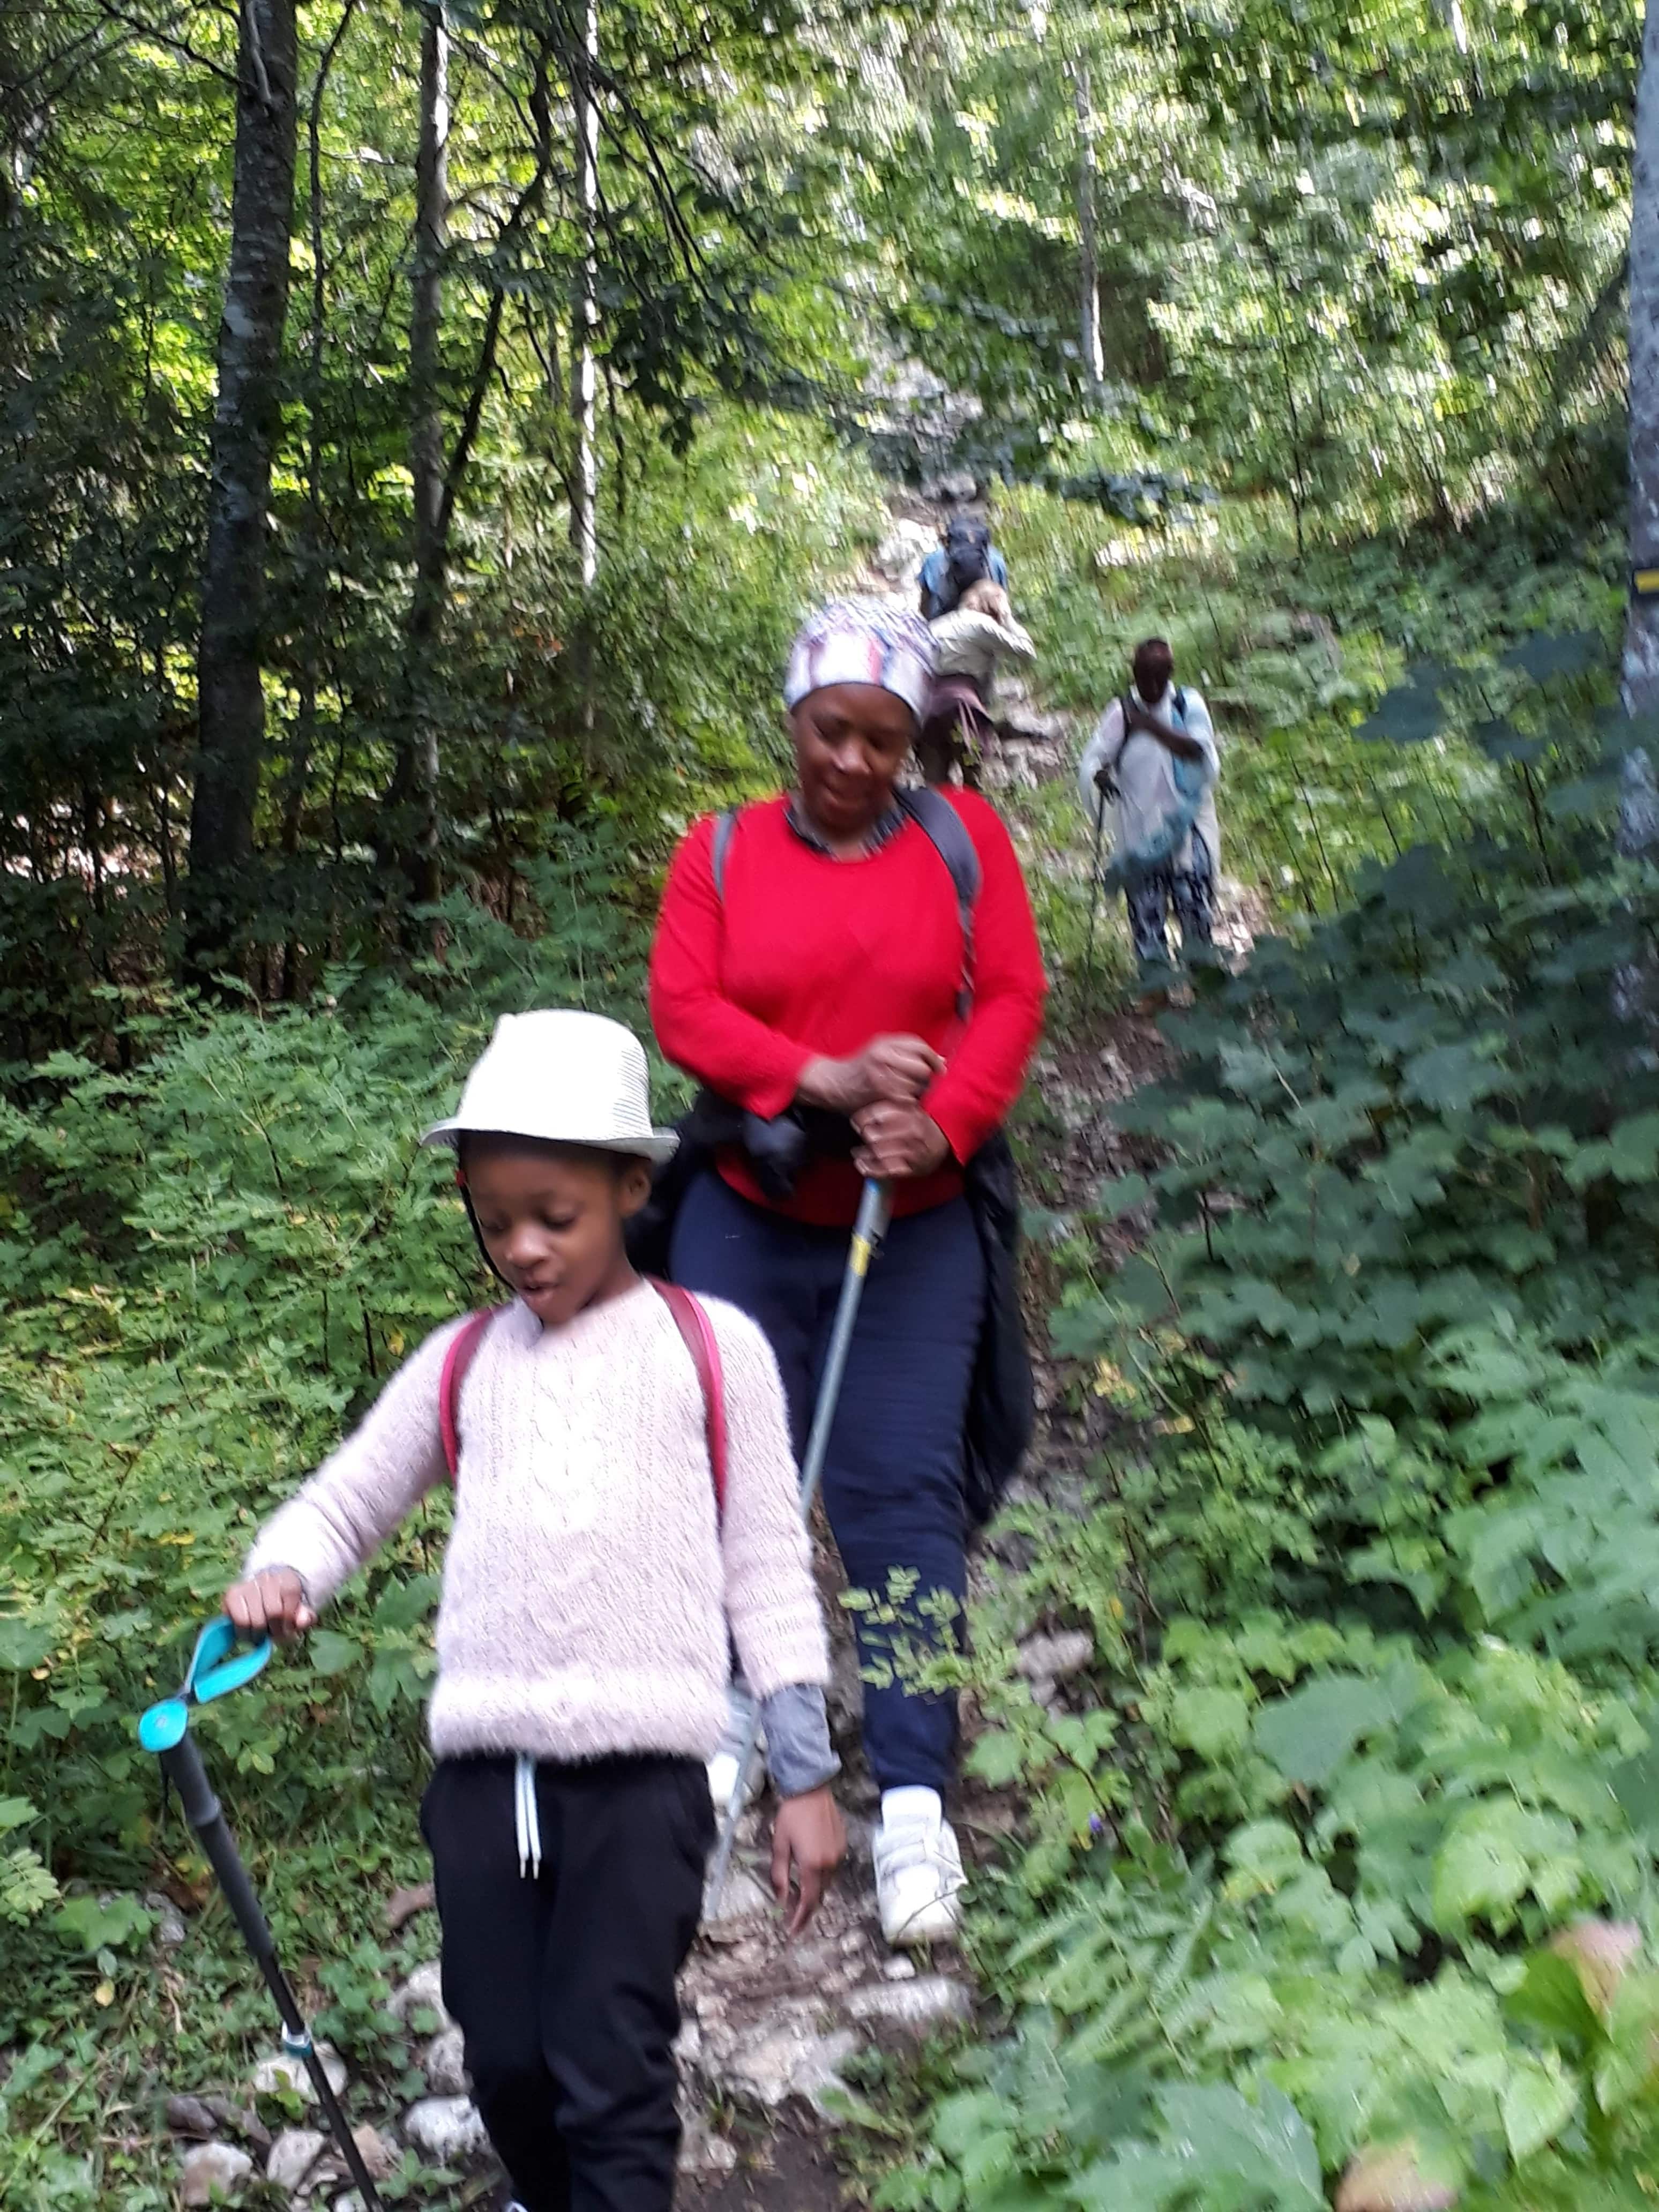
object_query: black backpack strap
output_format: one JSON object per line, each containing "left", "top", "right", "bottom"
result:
{"left": 899, "top": 785, "right": 981, "bottom": 921}
{"left": 1102, "top": 693, "right": 1132, "bottom": 770}
{"left": 896, "top": 786, "right": 981, "bottom": 1019}
{"left": 709, "top": 805, "right": 743, "bottom": 898}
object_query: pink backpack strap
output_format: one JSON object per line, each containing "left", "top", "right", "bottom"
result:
{"left": 649, "top": 1280, "right": 728, "bottom": 1516}
{"left": 438, "top": 1310, "right": 497, "bottom": 1481}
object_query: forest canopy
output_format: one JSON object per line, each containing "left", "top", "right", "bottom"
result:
{"left": 10, "top": 0, "right": 1659, "bottom": 2206}
{"left": 0, "top": 0, "right": 1639, "bottom": 1047}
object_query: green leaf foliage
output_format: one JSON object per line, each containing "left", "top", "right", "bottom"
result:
{"left": 877, "top": 651, "right": 1659, "bottom": 2212}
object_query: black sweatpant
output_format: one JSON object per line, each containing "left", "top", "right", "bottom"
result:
{"left": 420, "top": 1753, "right": 714, "bottom": 2212}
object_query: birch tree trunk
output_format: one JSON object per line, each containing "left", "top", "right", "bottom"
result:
{"left": 1625, "top": 0, "right": 1659, "bottom": 716}
{"left": 1437, "top": 0, "right": 1470, "bottom": 55}
{"left": 572, "top": 0, "right": 600, "bottom": 588}
{"left": 400, "top": 0, "right": 450, "bottom": 908}
{"left": 186, "top": 0, "right": 298, "bottom": 971}
{"left": 1075, "top": 64, "right": 1104, "bottom": 396}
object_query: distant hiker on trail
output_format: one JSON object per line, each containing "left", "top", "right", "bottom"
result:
{"left": 1079, "top": 638, "right": 1221, "bottom": 986}
{"left": 222, "top": 1010, "right": 843, "bottom": 2212}
{"left": 648, "top": 597, "right": 1045, "bottom": 1949}
{"left": 920, "top": 578, "right": 1037, "bottom": 787}
{"left": 918, "top": 509, "right": 1010, "bottom": 621}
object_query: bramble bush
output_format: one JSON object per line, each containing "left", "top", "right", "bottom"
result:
{"left": 0, "top": 838, "right": 670, "bottom": 2204}
{"left": 998, "top": 480, "right": 1623, "bottom": 920}
{"left": 874, "top": 647, "right": 1659, "bottom": 2210}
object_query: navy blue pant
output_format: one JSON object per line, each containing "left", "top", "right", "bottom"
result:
{"left": 671, "top": 1173, "right": 984, "bottom": 1795}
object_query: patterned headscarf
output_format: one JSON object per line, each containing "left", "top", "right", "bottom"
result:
{"left": 783, "top": 596, "right": 936, "bottom": 722}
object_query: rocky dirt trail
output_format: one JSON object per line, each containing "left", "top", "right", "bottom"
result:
{"left": 667, "top": 515, "right": 1264, "bottom": 2212}
{"left": 167, "top": 509, "right": 1259, "bottom": 2212}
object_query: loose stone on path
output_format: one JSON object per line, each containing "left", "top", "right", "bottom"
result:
{"left": 1015, "top": 1630, "right": 1094, "bottom": 1684}
{"left": 402, "top": 2093, "right": 490, "bottom": 2163}
{"left": 847, "top": 1975, "right": 973, "bottom": 2035}
{"left": 422, "top": 2021, "right": 469, "bottom": 2096}
{"left": 265, "top": 2126, "right": 327, "bottom": 2195}
{"left": 701, "top": 1862, "right": 774, "bottom": 1935}
{"left": 679, "top": 2113, "right": 741, "bottom": 2180}
{"left": 179, "top": 2141, "right": 253, "bottom": 2205}
{"left": 715, "top": 2014, "right": 861, "bottom": 2112}
{"left": 251, "top": 2043, "right": 347, "bottom": 2101}
{"left": 349, "top": 2125, "right": 398, "bottom": 2180}
{"left": 387, "top": 1958, "right": 452, "bottom": 2032}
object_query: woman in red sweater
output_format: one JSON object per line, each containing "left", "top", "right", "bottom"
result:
{"left": 650, "top": 597, "right": 1045, "bottom": 1947}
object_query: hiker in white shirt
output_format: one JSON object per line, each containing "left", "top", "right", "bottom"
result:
{"left": 1078, "top": 637, "right": 1221, "bottom": 973}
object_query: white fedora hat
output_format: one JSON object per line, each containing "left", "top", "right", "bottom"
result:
{"left": 421, "top": 1010, "right": 678, "bottom": 1164}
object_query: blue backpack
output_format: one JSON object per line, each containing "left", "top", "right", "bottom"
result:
{"left": 921, "top": 518, "right": 997, "bottom": 619}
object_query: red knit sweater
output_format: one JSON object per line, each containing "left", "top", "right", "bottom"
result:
{"left": 649, "top": 793, "right": 1046, "bottom": 1225}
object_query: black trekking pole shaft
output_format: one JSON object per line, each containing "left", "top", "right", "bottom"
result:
{"left": 160, "top": 1737, "right": 386, "bottom": 2211}
{"left": 1083, "top": 787, "right": 1107, "bottom": 978}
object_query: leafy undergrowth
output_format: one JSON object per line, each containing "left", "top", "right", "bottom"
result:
{"left": 0, "top": 490, "right": 1642, "bottom": 2206}
{"left": 0, "top": 855, "right": 657, "bottom": 2206}
{"left": 850, "top": 624, "right": 1659, "bottom": 2205}
{"left": 998, "top": 481, "right": 1624, "bottom": 921}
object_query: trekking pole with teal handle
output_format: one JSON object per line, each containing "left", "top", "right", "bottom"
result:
{"left": 139, "top": 1619, "right": 387, "bottom": 2212}
{"left": 705, "top": 1177, "right": 892, "bottom": 1914}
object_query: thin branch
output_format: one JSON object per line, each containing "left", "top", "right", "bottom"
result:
{"left": 435, "top": 144, "right": 555, "bottom": 541}
{"left": 85, "top": 3, "right": 239, "bottom": 86}
{"left": 435, "top": 286, "right": 506, "bottom": 543}
{"left": 240, "top": 0, "right": 273, "bottom": 109}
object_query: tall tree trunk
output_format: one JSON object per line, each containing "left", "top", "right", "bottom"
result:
{"left": 285, "top": 59, "right": 330, "bottom": 869}
{"left": 402, "top": 0, "right": 450, "bottom": 909}
{"left": 1616, "top": 0, "right": 1659, "bottom": 1056}
{"left": 571, "top": 0, "right": 599, "bottom": 588}
{"left": 1625, "top": 0, "right": 1659, "bottom": 715}
{"left": 0, "top": 14, "right": 47, "bottom": 226}
{"left": 1264, "top": 244, "right": 1307, "bottom": 564}
{"left": 527, "top": 59, "right": 570, "bottom": 484}
{"left": 185, "top": 0, "right": 298, "bottom": 979}
{"left": 1075, "top": 64, "right": 1104, "bottom": 397}
{"left": 380, "top": 20, "right": 548, "bottom": 921}
{"left": 281, "top": 0, "right": 358, "bottom": 997}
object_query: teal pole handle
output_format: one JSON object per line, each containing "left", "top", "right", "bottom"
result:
{"left": 137, "top": 1617, "right": 272, "bottom": 1751}
{"left": 185, "top": 1616, "right": 272, "bottom": 1704}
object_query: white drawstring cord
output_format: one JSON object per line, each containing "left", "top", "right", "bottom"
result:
{"left": 514, "top": 1754, "right": 542, "bottom": 1879}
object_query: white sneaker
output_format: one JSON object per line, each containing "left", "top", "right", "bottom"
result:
{"left": 873, "top": 1814, "right": 965, "bottom": 1947}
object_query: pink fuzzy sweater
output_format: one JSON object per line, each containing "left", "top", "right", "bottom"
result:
{"left": 244, "top": 1283, "right": 828, "bottom": 1765}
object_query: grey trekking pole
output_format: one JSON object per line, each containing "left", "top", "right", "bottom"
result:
{"left": 705, "top": 1177, "right": 892, "bottom": 1911}
{"left": 1083, "top": 779, "right": 1108, "bottom": 978}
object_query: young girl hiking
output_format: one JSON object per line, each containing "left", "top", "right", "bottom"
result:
{"left": 223, "top": 1008, "right": 845, "bottom": 2212}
